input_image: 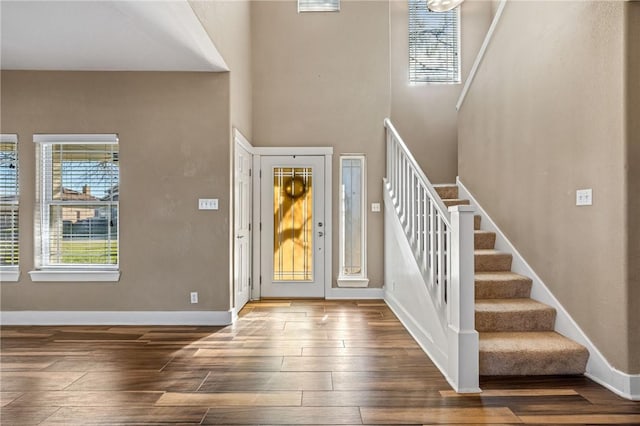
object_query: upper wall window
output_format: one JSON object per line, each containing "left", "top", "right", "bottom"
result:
{"left": 298, "top": 0, "right": 339, "bottom": 13}
{"left": 33, "top": 134, "right": 119, "bottom": 272}
{"left": 409, "top": 0, "right": 460, "bottom": 84}
{"left": 0, "top": 134, "right": 19, "bottom": 276}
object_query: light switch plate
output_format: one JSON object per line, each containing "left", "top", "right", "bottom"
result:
{"left": 371, "top": 203, "right": 381, "bottom": 212}
{"left": 576, "top": 189, "right": 592, "bottom": 206}
{"left": 199, "top": 198, "right": 219, "bottom": 210}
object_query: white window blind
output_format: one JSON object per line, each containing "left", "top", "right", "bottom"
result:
{"left": 298, "top": 0, "right": 339, "bottom": 12}
{"left": 409, "top": 0, "right": 460, "bottom": 84}
{"left": 0, "top": 134, "right": 19, "bottom": 268}
{"left": 35, "top": 135, "right": 119, "bottom": 269}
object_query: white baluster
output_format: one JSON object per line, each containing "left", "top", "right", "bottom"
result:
{"left": 438, "top": 215, "right": 445, "bottom": 307}
{"left": 430, "top": 201, "right": 436, "bottom": 288}
{"left": 423, "top": 186, "right": 428, "bottom": 272}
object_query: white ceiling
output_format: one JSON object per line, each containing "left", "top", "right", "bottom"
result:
{"left": 0, "top": 0, "right": 228, "bottom": 72}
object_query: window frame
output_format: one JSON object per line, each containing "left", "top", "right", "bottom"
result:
{"left": 30, "top": 134, "right": 120, "bottom": 282}
{"left": 337, "top": 154, "right": 369, "bottom": 288}
{"left": 408, "top": 0, "right": 461, "bottom": 84}
{"left": 0, "top": 134, "right": 20, "bottom": 282}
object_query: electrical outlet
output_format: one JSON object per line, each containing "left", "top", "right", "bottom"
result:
{"left": 198, "top": 198, "right": 218, "bottom": 210}
{"left": 371, "top": 202, "right": 381, "bottom": 212}
{"left": 190, "top": 292, "right": 198, "bottom": 304}
{"left": 576, "top": 189, "right": 592, "bottom": 206}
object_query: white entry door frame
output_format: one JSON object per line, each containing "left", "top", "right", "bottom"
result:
{"left": 252, "top": 147, "right": 333, "bottom": 300}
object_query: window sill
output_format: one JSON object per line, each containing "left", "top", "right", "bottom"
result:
{"left": 337, "top": 277, "right": 369, "bottom": 288}
{"left": 0, "top": 268, "right": 20, "bottom": 282}
{"left": 29, "top": 270, "right": 121, "bottom": 282}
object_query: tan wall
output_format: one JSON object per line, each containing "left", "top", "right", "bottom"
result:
{"left": 190, "top": 0, "right": 252, "bottom": 139}
{"left": 189, "top": 1, "right": 252, "bottom": 309}
{"left": 389, "top": 0, "right": 492, "bottom": 183}
{"left": 0, "top": 71, "right": 232, "bottom": 312}
{"left": 458, "top": 2, "right": 633, "bottom": 371}
{"left": 626, "top": 1, "right": 640, "bottom": 373}
{"left": 251, "top": 0, "right": 390, "bottom": 288}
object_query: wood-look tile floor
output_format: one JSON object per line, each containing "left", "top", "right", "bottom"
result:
{"left": 1, "top": 300, "right": 639, "bottom": 425}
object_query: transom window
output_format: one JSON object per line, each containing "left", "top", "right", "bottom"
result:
{"left": 1, "top": 134, "right": 19, "bottom": 274}
{"left": 409, "top": 0, "right": 461, "bottom": 84}
{"left": 34, "top": 134, "right": 119, "bottom": 270}
{"left": 298, "top": 0, "right": 339, "bottom": 13}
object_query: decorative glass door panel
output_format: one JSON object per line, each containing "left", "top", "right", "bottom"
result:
{"left": 261, "top": 156, "right": 325, "bottom": 298}
{"left": 273, "top": 167, "right": 313, "bottom": 282}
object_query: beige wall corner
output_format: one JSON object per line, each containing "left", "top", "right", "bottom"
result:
{"left": 0, "top": 71, "right": 232, "bottom": 312}
{"left": 458, "top": 1, "right": 633, "bottom": 372}
{"left": 251, "top": 0, "right": 390, "bottom": 289}
{"left": 389, "top": 0, "right": 492, "bottom": 184}
{"left": 626, "top": 0, "right": 640, "bottom": 374}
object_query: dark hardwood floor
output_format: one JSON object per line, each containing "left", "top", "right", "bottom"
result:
{"left": 1, "top": 300, "right": 639, "bottom": 424}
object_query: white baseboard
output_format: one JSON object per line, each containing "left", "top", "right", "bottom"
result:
{"left": 457, "top": 177, "right": 640, "bottom": 401}
{"left": 325, "top": 287, "right": 384, "bottom": 299}
{"left": 586, "top": 370, "right": 640, "bottom": 401}
{"left": 0, "top": 310, "right": 233, "bottom": 326}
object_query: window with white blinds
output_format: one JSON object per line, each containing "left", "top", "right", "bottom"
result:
{"left": 0, "top": 134, "right": 19, "bottom": 269}
{"left": 409, "top": 0, "right": 460, "bottom": 84}
{"left": 298, "top": 0, "right": 339, "bottom": 12}
{"left": 34, "top": 134, "right": 119, "bottom": 269}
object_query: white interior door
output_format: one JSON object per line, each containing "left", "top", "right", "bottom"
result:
{"left": 260, "top": 155, "right": 325, "bottom": 298}
{"left": 234, "top": 143, "right": 252, "bottom": 311}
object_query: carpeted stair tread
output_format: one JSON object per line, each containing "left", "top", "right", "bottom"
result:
{"left": 475, "top": 298, "right": 556, "bottom": 332}
{"left": 479, "top": 331, "right": 589, "bottom": 375}
{"left": 431, "top": 185, "right": 589, "bottom": 376}
{"left": 433, "top": 184, "right": 458, "bottom": 199}
{"left": 474, "top": 230, "right": 496, "bottom": 249}
{"left": 475, "top": 249, "right": 512, "bottom": 272}
{"left": 475, "top": 272, "right": 532, "bottom": 299}
{"left": 442, "top": 198, "right": 471, "bottom": 208}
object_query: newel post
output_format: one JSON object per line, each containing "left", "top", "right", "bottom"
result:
{"left": 447, "top": 205, "right": 480, "bottom": 393}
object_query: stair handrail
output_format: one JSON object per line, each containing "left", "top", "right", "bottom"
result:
{"left": 384, "top": 118, "right": 479, "bottom": 393}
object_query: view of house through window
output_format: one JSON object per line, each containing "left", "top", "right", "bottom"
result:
{"left": 35, "top": 135, "right": 119, "bottom": 268}
{"left": 409, "top": 0, "right": 460, "bottom": 83}
{"left": 0, "top": 134, "right": 19, "bottom": 268}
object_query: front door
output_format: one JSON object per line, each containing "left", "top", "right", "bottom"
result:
{"left": 260, "top": 155, "right": 325, "bottom": 298}
{"left": 234, "top": 142, "right": 252, "bottom": 311}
